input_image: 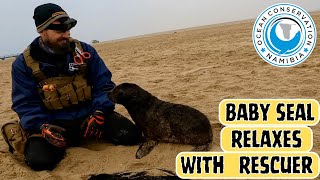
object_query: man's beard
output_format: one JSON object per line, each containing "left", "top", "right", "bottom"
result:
{"left": 42, "top": 38, "right": 72, "bottom": 54}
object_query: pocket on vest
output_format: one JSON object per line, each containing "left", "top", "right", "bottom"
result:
{"left": 43, "top": 98, "right": 63, "bottom": 110}
{"left": 1, "top": 121, "right": 28, "bottom": 154}
{"left": 83, "top": 86, "right": 92, "bottom": 100}
{"left": 43, "top": 89, "right": 59, "bottom": 99}
{"left": 73, "top": 76, "right": 91, "bottom": 101}
{"left": 57, "top": 84, "right": 79, "bottom": 105}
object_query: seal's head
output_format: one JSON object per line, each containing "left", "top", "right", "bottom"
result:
{"left": 108, "top": 83, "right": 152, "bottom": 105}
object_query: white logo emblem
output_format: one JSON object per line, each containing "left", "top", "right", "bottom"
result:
{"left": 253, "top": 3, "right": 317, "bottom": 67}
{"left": 69, "top": 63, "right": 79, "bottom": 71}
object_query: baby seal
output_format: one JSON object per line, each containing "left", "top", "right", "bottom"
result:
{"left": 108, "top": 83, "right": 213, "bottom": 159}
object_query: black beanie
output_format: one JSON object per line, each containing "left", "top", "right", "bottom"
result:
{"left": 33, "top": 3, "right": 75, "bottom": 32}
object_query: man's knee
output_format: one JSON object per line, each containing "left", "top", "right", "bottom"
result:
{"left": 105, "top": 112, "right": 143, "bottom": 145}
{"left": 112, "top": 125, "right": 142, "bottom": 145}
{"left": 24, "top": 136, "right": 65, "bottom": 171}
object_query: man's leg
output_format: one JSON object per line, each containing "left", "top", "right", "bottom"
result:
{"left": 104, "top": 112, "right": 143, "bottom": 145}
{"left": 24, "top": 136, "right": 65, "bottom": 171}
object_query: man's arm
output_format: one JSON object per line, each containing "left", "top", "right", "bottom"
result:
{"left": 83, "top": 43, "right": 116, "bottom": 115}
{"left": 11, "top": 54, "right": 49, "bottom": 133}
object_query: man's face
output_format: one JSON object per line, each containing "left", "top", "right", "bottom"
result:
{"left": 40, "top": 21, "right": 71, "bottom": 52}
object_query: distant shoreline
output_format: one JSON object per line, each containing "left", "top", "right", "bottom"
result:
{"left": 98, "top": 10, "right": 320, "bottom": 45}
{"left": 98, "top": 19, "right": 255, "bottom": 44}
{"left": 0, "top": 55, "right": 19, "bottom": 61}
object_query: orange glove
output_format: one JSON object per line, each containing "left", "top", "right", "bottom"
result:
{"left": 81, "top": 111, "right": 105, "bottom": 139}
{"left": 40, "top": 124, "right": 67, "bottom": 148}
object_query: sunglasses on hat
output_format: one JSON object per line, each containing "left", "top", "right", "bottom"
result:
{"left": 46, "top": 18, "right": 77, "bottom": 32}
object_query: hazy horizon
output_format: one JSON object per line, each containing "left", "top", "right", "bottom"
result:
{"left": 1, "top": 0, "right": 319, "bottom": 57}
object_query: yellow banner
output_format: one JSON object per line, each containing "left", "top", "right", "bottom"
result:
{"left": 219, "top": 99, "right": 319, "bottom": 125}
{"left": 220, "top": 126, "right": 313, "bottom": 152}
{"left": 176, "top": 152, "right": 319, "bottom": 179}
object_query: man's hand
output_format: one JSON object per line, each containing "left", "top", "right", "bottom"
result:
{"left": 81, "top": 111, "right": 105, "bottom": 139}
{"left": 40, "top": 124, "right": 67, "bottom": 148}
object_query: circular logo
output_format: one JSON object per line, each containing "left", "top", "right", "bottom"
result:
{"left": 253, "top": 3, "right": 317, "bottom": 67}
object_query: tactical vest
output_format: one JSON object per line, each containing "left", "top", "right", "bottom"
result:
{"left": 23, "top": 39, "right": 92, "bottom": 110}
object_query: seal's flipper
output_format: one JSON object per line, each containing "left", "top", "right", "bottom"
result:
{"left": 136, "top": 140, "right": 158, "bottom": 159}
{"left": 192, "top": 142, "right": 212, "bottom": 151}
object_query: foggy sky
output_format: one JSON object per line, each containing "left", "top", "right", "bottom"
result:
{"left": 0, "top": 0, "right": 319, "bottom": 56}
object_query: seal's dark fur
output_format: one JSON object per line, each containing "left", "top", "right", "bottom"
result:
{"left": 109, "top": 83, "right": 213, "bottom": 158}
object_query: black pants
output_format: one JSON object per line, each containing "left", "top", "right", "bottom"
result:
{"left": 24, "top": 112, "right": 142, "bottom": 171}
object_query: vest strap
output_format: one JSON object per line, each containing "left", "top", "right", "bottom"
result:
{"left": 23, "top": 46, "right": 47, "bottom": 81}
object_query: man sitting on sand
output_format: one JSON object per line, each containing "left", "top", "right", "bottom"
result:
{"left": 4, "top": 3, "right": 142, "bottom": 171}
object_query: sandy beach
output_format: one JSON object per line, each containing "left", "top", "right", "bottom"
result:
{"left": 1, "top": 12, "right": 320, "bottom": 179}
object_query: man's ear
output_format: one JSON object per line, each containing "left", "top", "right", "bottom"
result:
{"left": 39, "top": 30, "right": 48, "bottom": 42}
